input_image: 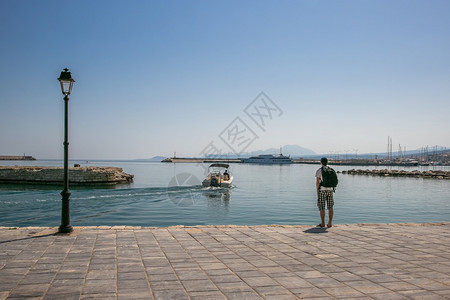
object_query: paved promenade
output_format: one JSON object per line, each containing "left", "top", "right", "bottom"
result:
{"left": 0, "top": 223, "right": 449, "bottom": 299}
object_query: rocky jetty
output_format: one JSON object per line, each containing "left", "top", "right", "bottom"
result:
{"left": 0, "top": 155, "right": 36, "bottom": 161}
{"left": 0, "top": 166, "right": 134, "bottom": 185}
{"left": 341, "top": 169, "right": 450, "bottom": 179}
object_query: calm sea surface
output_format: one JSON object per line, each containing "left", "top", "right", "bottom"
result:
{"left": 0, "top": 160, "right": 449, "bottom": 227}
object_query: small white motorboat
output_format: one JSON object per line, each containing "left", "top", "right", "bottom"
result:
{"left": 202, "top": 163, "right": 233, "bottom": 188}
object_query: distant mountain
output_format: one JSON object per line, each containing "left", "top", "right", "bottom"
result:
{"left": 255, "top": 145, "right": 317, "bottom": 157}
{"left": 202, "top": 145, "right": 317, "bottom": 158}
{"left": 216, "top": 145, "right": 316, "bottom": 158}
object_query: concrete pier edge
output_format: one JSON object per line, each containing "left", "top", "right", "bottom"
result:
{"left": 1, "top": 222, "right": 449, "bottom": 299}
{"left": 1, "top": 221, "right": 449, "bottom": 231}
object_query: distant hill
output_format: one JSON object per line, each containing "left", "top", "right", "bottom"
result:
{"left": 251, "top": 144, "right": 317, "bottom": 157}
{"left": 205, "top": 144, "right": 317, "bottom": 158}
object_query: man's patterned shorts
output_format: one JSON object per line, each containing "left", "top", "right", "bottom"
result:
{"left": 318, "top": 190, "right": 334, "bottom": 211}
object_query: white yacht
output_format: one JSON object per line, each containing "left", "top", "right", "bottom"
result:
{"left": 241, "top": 154, "right": 293, "bottom": 164}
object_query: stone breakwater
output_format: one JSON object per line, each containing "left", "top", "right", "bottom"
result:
{"left": 341, "top": 168, "right": 450, "bottom": 179}
{"left": 0, "top": 166, "right": 134, "bottom": 185}
{"left": 0, "top": 155, "right": 36, "bottom": 160}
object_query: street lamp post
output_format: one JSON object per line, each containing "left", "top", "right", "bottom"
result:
{"left": 58, "top": 68, "right": 75, "bottom": 233}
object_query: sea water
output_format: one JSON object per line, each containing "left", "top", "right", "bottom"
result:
{"left": 0, "top": 160, "right": 449, "bottom": 227}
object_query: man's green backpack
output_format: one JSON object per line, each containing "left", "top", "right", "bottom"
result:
{"left": 321, "top": 166, "right": 338, "bottom": 191}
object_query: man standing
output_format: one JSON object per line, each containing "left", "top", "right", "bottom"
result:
{"left": 315, "top": 157, "right": 334, "bottom": 227}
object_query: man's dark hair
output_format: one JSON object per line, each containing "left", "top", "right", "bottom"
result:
{"left": 320, "top": 157, "right": 328, "bottom": 165}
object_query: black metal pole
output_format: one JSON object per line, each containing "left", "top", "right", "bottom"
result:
{"left": 59, "top": 94, "right": 73, "bottom": 233}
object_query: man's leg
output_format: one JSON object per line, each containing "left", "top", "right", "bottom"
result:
{"left": 318, "top": 191, "right": 326, "bottom": 227}
{"left": 319, "top": 210, "right": 325, "bottom": 227}
{"left": 328, "top": 209, "right": 333, "bottom": 227}
{"left": 327, "top": 191, "right": 334, "bottom": 227}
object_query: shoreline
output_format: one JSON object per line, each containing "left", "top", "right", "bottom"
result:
{"left": 162, "top": 157, "right": 449, "bottom": 166}
{"left": 2, "top": 221, "right": 449, "bottom": 230}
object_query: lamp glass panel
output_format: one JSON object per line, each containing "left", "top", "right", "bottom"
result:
{"left": 60, "top": 81, "right": 72, "bottom": 94}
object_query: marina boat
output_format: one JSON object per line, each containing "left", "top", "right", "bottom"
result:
{"left": 241, "top": 154, "right": 294, "bottom": 164}
{"left": 202, "top": 163, "right": 233, "bottom": 187}
{"left": 399, "top": 159, "right": 419, "bottom": 166}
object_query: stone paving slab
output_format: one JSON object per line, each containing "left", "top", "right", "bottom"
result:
{"left": 0, "top": 223, "right": 449, "bottom": 299}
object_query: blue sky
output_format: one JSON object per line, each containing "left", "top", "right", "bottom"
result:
{"left": 1, "top": 0, "right": 449, "bottom": 159}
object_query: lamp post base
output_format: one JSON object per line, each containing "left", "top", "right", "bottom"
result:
{"left": 59, "top": 189, "right": 72, "bottom": 233}
{"left": 58, "top": 225, "right": 73, "bottom": 233}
